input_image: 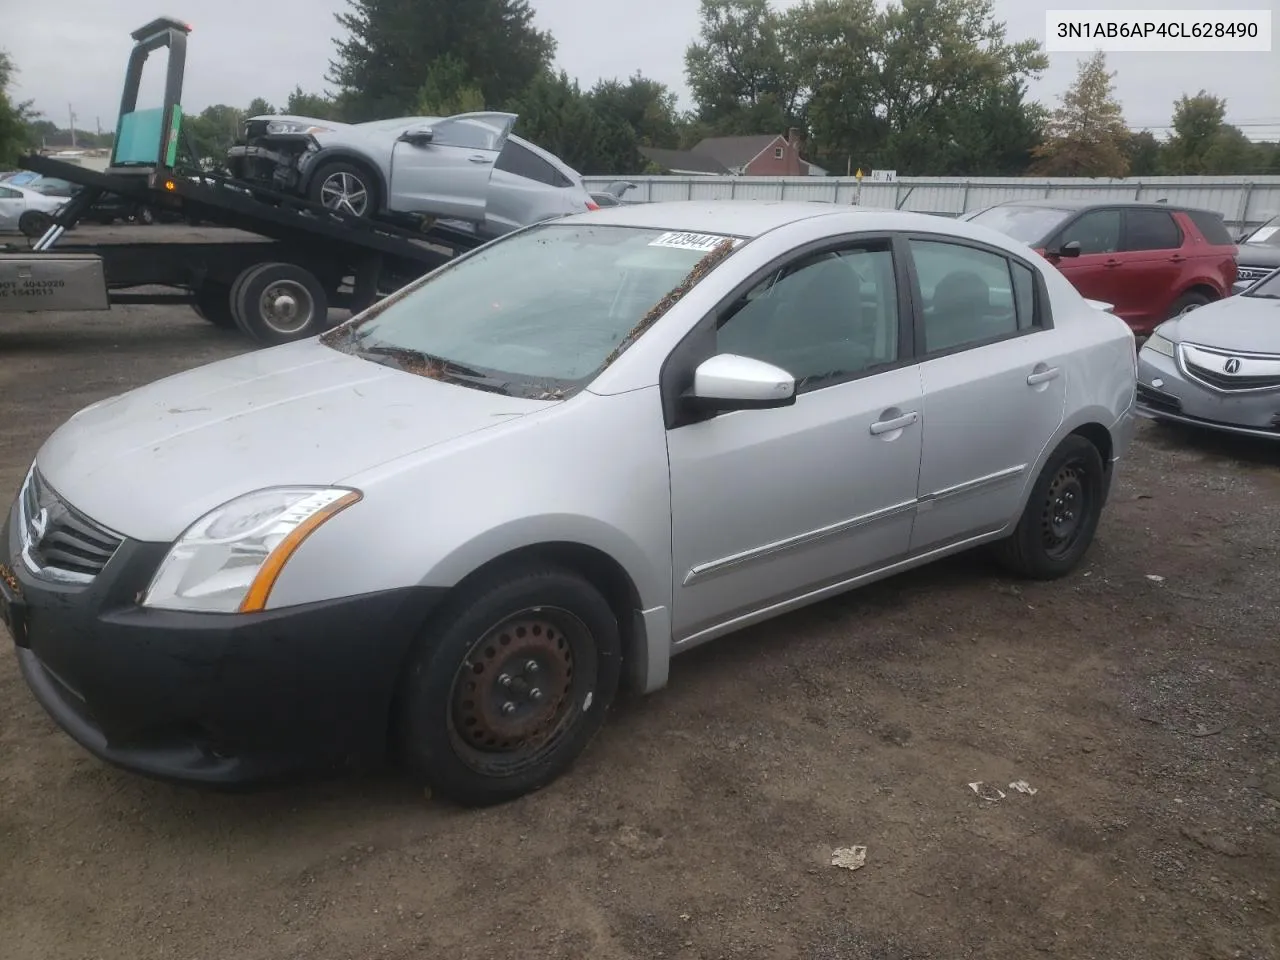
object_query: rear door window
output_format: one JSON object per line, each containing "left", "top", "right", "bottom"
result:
{"left": 495, "top": 141, "right": 571, "bottom": 188}
{"left": 1122, "top": 209, "right": 1183, "bottom": 251}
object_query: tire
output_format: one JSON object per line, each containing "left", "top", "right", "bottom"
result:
{"left": 19, "top": 210, "right": 54, "bottom": 238}
{"left": 307, "top": 160, "right": 379, "bottom": 218}
{"left": 230, "top": 262, "right": 329, "bottom": 344}
{"left": 191, "top": 283, "right": 238, "bottom": 330}
{"left": 994, "top": 434, "right": 1106, "bottom": 581}
{"left": 398, "top": 565, "right": 623, "bottom": 807}
{"left": 1168, "top": 290, "right": 1211, "bottom": 320}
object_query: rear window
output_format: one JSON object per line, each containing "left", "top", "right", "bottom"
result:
{"left": 1121, "top": 209, "right": 1182, "bottom": 251}
{"left": 1184, "top": 209, "right": 1235, "bottom": 246}
{"left": 496, "top": 141, "right": 572, "bottom": 188}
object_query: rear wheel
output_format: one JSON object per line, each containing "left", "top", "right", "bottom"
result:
{"left": 308, "top": 161, "right": 379, "bottom": 218}
{"left": 230, "top": 262, "right": 329, "bottom": 344}
{"left": 398, "top": 565, "right": 622, "bottom": 807}
{"left": 994, "top": 435, "right": 1106, "bottom": 580}
{"left": 19, "top": 210, "right": 54, "bottom": 238}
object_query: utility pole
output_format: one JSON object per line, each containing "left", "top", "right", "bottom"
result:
{"left": 68, "top": 104, "right": 78, "bottom": 147}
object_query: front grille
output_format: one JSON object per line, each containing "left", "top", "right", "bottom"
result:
{"left": 19, "top": 469, "right": 122, "bottom": 581}
{"left": 1183, "top": 360, "right": 1280, "bottom": 391}
{"left": 1236, "top": 266, "right": 1274, "bottom": 284}
{"left": 1137, "top": 383, "right": 1183, "bottom": 415}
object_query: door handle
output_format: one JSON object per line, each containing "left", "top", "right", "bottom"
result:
{"left": 869, "top": 411, "right": 919, "bottom": 436}
{"left": 1104, "top": 259, "right": 1122, "bottom": 268}
{"left": 1168, "top": 255, "right": 1186, "bottom": 263}
{"left": 468, "top": 155, "right": 493, "bottom": 164}
{"left": 1027, "top": 367, "right": 1061, "bottom": 386}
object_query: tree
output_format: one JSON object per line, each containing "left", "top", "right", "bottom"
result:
{"left": 504, "top": 70, "right": 603, "bottom": 173}
{"left": 1162, "top": 91, "right": 1226, "bottom": 173}
{"left": 874, "top": 0, "right": 1048, "bottom": 174}
{"left": 329, "top": 0, "right": 555, "bottom": 121}
{"left": 245, "top": 98, "right": 277, "bottom": 117}
{"left": 684, "top": 0, "right": 802, "bottom": 135}
{"left": 185, "top": 104, "right": 244, "bottom": 167}
{"left": 414, "top": 55, "right": 485, "bottom": 115}
{"left": 1124, "top": 130, "right": 1162, "bottom": 176}
{"left": 1030, "top": 51, "right": 1129, "bottom": 177}
{"left": 0, "top": 51, "right": 35, "bottom": 167}
{"left": 585, "top": 74, "right": 683, "bottom": 173}
{"left": 285, "top": 87, "right": 342, "bottom": 120}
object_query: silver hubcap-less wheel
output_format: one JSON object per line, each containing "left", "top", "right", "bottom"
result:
{"left": 257, "top": 280, "right": 315, "bottom": 335}
{"left": 319, "top": 172, "right": 369, "bottom": 216}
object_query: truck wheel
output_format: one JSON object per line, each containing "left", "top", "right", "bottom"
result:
{"left": 19, "top": 210, "right": 54, "bottom": 238}
{"left": 993, "top": 435, "right": 1105, "bottom": 580}
{"left": 308, "top": 161, "right": 379, "bottom": 218}
{"left": 191, "top": 283, "right": 238, "bottom": 330}
{"left": 231, "top": 262, "right": 329, "bottom": 344}
{"left": 398, "top": 564, "right": 622, "bottom": 807}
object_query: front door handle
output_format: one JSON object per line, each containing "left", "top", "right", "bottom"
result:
{"left": 1027, "top": 367, "right": 1061, "bottom": 386}
{"left": 468, "top": 155, "right": 493, "bottom": 164}
{"left": 870, "top": 411, "right": 919, "bottom": 436}
{"left": 1104, "top": 258, "right": 1122, "bottom": 268}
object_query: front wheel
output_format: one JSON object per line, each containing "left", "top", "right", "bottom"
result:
{"left": 18, "top": 210, "right": 54, "bottom": 238}
{"left": 994, "top": 435, "right": 1106, "bottom": 580}
{"left": 307, "top": 161, "right": 379, "bottom": 218}
{"left": 398, "top": 565, "right": 622, "bottom": 807}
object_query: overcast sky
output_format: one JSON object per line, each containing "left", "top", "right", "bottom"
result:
{"left": 5, "top": 0, "right": 1278, "bottom": 140}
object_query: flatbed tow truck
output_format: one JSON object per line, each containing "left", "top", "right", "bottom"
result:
{"left": 0, "top": 17, "right": 485, "bottom": 344}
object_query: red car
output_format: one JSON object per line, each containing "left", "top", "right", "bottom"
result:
{"left": 964, "top": 200, "right": 1238, "bottom": 335}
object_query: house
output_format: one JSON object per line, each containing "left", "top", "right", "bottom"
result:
{"left": 640, "top": 129, "right": 824, "bottom": 177}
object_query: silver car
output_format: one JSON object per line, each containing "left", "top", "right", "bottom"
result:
{"left": 2, "top": 202, "right": 1137, "bottom": 806}
{"left": 225, "top": 111, "right": 598, "bottom": 240}
{"left": 0, "top": 182, "right": 64, "bottom": 234}
{"left": 1136, "top": 267, "right": 1280, "bottom": 439}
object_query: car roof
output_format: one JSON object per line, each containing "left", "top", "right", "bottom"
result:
{"left": 982, "top": 198, "right": 1217, "bottom": 214}
{"left": 558, "top": 200, "right": 981, "bottom": 238}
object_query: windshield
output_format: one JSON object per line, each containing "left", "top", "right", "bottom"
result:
{"left": 1244, "top": 268, "right": 1280, "bottom": 299}
{"left": 323, "top": 223, "right": 740, "bottom": 398}
{"left": 967, "top": 205, "right": 1072, "bottom": 245}
{"left": 1243, "top": 216, "right": 1280, "bottom": 247}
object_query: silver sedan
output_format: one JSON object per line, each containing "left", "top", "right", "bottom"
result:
{"left": 1136, "top": 267, "right": 1280, "bottom": 440}
{"left": 5, "top": 201, "right": 1137, "bottom": 806}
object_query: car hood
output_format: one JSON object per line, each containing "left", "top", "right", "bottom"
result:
{"left": 35, "top": 339, "right": 547, "bottom": 542}
{"left": 1237, "top": 245, "right": 1280, "bottom": 268}
{"left": 1175, "top": 295, "right": 1280, "bottom": 354}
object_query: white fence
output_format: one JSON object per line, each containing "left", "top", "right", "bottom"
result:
{"left": 582, "top": 175, "right": 1280, "bottom": 233}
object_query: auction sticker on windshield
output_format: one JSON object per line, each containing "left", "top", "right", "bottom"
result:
{"left": 648, "top": 232, "right": 741, "bottom": 252}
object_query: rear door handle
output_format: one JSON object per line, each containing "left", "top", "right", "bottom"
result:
{"left": 1104, "top": 259, "right": 1122, "bottom": 268}
{"left": 1027, "top": 367, "right": 1061, "bottom": 386}
{"left": 468, "top": 155, "right": 493, "bottom": 164}
{"left": 869, "top": 411, "right": 919, "bottom": 436}
{"left": 1169, "top": 255, "right": 1186, "bottom": 263}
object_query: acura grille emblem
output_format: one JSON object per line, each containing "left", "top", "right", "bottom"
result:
{"left": 1223, "top": 357, "right": 1242, "bottom": 374}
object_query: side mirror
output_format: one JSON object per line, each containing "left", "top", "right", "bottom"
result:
{"left": 1237, "top": 233, "right": 1250, "bottom": 244}
{"left": 686, "top": 354, "right": 796, "bottom": 413}
{"left": 1051, "top": 240, "right": 1082, "bottom": 259}
{"left": 400, "top": 126, "right": 434, "bottom": 144}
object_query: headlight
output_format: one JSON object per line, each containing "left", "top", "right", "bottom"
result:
{"left": 141, "top": 487, "right": 361, "bottom": 614}
{"left": 265, "top": 120, "right": 332, "bottom": 136}
{"left": 1143, "top": 330, "right": 1177, "bottom": 358}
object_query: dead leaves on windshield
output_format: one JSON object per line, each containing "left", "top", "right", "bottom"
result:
{"left": 602, "top": 238, "right": 739, "bottom": 368}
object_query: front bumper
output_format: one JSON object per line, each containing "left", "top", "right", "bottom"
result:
{"left": 1135, "top": 349, "right": 1280, "bottom": 441}
{"left": 3, "top": 499, "right": 444, "bottom": 786}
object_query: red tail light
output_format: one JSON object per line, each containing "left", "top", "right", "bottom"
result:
{"left": 586, "top": 200, "right": 600, "bottom": 211}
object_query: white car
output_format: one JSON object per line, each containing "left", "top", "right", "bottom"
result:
{"left": 4, "top": 201, "right": 1138, "bottom": 806}
{"left": 0, "top": 183, "right": 64, "bottom": 234}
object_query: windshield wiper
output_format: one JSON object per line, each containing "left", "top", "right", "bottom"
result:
{"left": 353, "top": 345, "right": 512, "bottom": 395}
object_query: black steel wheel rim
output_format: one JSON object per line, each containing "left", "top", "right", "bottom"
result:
{"left": 446, "top": 606, "right": 596, "bottom": 778}
{"left": 1040, "top": 458, "right": 1089, "bottom": 560}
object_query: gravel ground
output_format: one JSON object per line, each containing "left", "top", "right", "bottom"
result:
{"left": 1, "top": 273, "right": 1278, "bottom": 960}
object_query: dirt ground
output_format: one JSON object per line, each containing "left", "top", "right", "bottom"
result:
{"left": 2, "top": 275, "right": 1279, "bottom": 960}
